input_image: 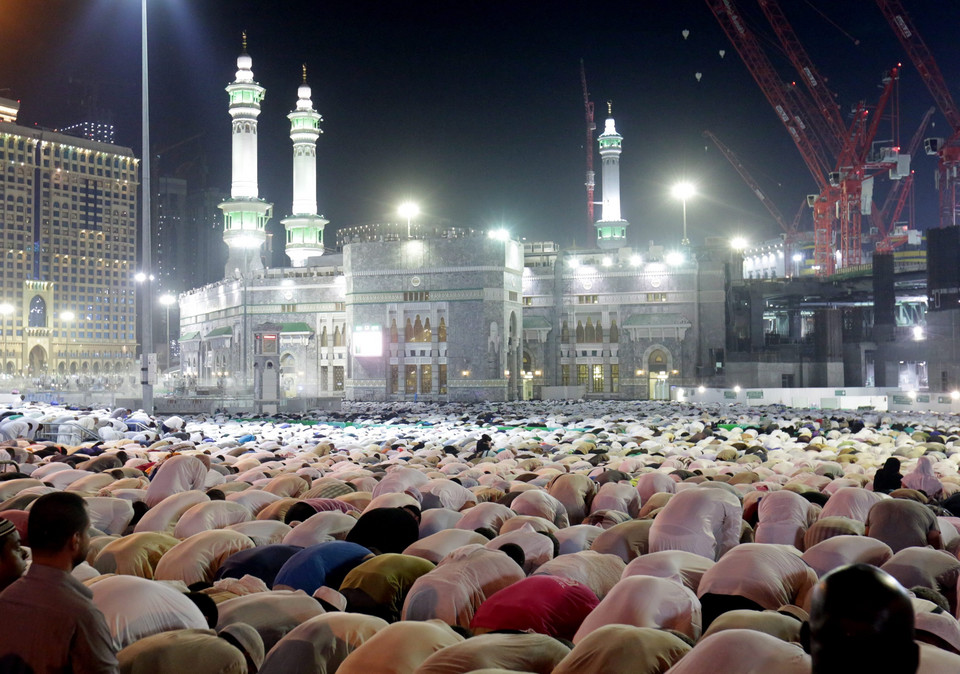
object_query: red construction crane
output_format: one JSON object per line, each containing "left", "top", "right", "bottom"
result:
{"left": 875, "top": 106, "right": 934, "bottom": 251}
{"left": 703, "top": 130, "right": 802, "bottom": 237}
{"left": 757, "top": 0, "right": 846, "bottom": 159}
{"left": 876, "top": 0, "right": 960, "bottom": 227}
{"left": 580, "top": 60, "right": 597, "bottom": 234}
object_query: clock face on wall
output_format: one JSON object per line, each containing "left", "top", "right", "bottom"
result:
{"left": 649, "top": 277, "right": 662, "bottom": 288}
{"left": 581, "top": 278, "right": 593, "bottom": 290}
{"left": 411, "top": 276, "right": 421, "bottom": 287}
{"left": 284, "top": 290, "right": 294, "bottom": 300}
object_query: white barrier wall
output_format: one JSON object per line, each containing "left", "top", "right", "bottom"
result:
{"left": 674, "top": 386, "right": 960, "bottom": 412}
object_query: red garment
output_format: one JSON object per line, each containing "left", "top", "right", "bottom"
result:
{"left": 469, "top": 575, "right": 599, "bottom": 640}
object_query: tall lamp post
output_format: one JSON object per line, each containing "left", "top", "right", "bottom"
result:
{"left": 0, "top": 303, "right": 13, "bottom": 377}
{"left": 671, "top": 181, "right": 696, "bottom": 247}
{"left": 398, "top": 201, "right": 419, "bottom": 239}
{"left": 59, "top": 310, "right": 75, "bottom": 383}
{"left": 139, "top": 0, "right": 155, "bottom": 414}
{"left": 159, "top": 293, "right": 176, "bottom": 373}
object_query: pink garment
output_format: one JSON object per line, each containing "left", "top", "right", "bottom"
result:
{"left": 755, "top": 490, "right": 818, "bottom": 549}
{"left": 534, "top": 550, "right": 625, "bottom": 599}
{"left": 573, "top": 575, "right": 702, "bottom": 643}
{"left": 801, "top": 535, "right": 893, "bottom": 577}
{"left": 590, "top": 482, "right": 640, "bottom": 518}
{"left": 622, "top": 549, "right": 715, "bottom": 593}
{"left": 403, "top": 528, "right": 489, "bottom": 564}
{"left": 819, "top": 487, "right": 884, "bottom": 523}
{"left": 635, "top": 471, "right": 676, "bottom": 504}
{"left": 455, "top": 502, "right": 516, "bottom": 533}
{"left": 402, "top": 544, "right": 525, "bottom": 627}
{"left": 145, "top": 455, "right": 208, "bottom": 507}
{"left": 510, "top": 489, "right": 569, "bottom": 527}
{"left": 547, "top": 474, "right": 596, "bottom": 525}
{"left": 664, "top": 628, "right": 810, "bottom": 674}
{"left": 648, "top": 487, "right": 742, "bottom": 561}
{"left": 697, "top": 543, "right": 818, "bottom": 610}
{"left": 902, "top": 457, "right": 943, "bottom": 498}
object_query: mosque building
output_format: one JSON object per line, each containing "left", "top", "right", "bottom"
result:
{"left": 178, "top": 45, "right": 728, "bottom": 406}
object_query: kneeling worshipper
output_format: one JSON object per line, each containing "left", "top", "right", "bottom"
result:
{"left": 258, "top": 612, "right": 388, "bottom": 674}
{"left": 337, "top": 619, "right": 464, "bottom": 674}
{"left": 573, "top": 574, "right": 702, "bottom": 643}
{"left": 116, "top": 627, "right": 254, "bottom": 674}
{"left": 696, "top": 543, "right": 818, "bottom": 628}
{"left": 665, "top": 628, "right": 810, "bottom": 674}
{"left": 648, "top": 486, "right": 743, "bottom": 561}
{"left": 414, "top": 632, "right": 571, "bottom": 674}
{"left": 468, "top": 575, "right": 599, "bottom": 640}
{"left": 552, "top": 625, "right": 691, "bottom": 674}
{"left": 338, "top": 552, "right": 435, "bottom": 623}
{"left": 401, "top": 544, "right": 525, "bottom": 627}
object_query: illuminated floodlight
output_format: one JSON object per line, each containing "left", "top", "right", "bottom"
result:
{"left": 792, "top": 253, "right": 803, "bottom": 262}
{"left": 733, "top": 385, "right": 741, "bottom": 393}
{"left": 0, "top": 303, "right": 13, "bottom": 316}
{"left": 567, "top": 257, "right": 580, "bottom": 268}
{"left": 398, "top": 201, "right": 420, "bottom": 238}
{"left": 60, "top": 310, "right": 75, "bottom": 322}
{"left": 134, "top": 272, "right": 147, "bottom": 283}
{"left": 912, "top": 326, "right": 925, "bottom": 341}
{"left": 670, "top": 181, "right": 696, "bottom": 201}
{"left": 907, "top": 390, "right": 917, "bottom": 400}
{"left": 602, "top": 256, "right": 612, "bottom": 267}
{"left": 630, "top": 255, "right": 643, "bottom": 266}
{"left": 698, "top": 385, "right": 706, "bottom": 393}
{"left": 730, "top": 237, "right": 747, "bottom": 250}
{"left": 665, "top": 251, "right": 684, "bottom": 266}
{"left": 951, "top": 390, "right": 960, "bottom": 400}
{"left": 488, "top": 228, "right": 510, "bottom": 241}
{"left": 159, "top": 293, "right": 176, "bottom": 307}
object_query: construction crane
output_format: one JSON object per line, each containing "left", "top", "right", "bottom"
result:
{"left": 703, "top": 130, "right": 802, "bottom": 238}
{"left": 580, "top": 60, "right": 597, "bottom": 234}
{"left": 875, "top": 0, "right": 960, "bottom": 228}
{"left": 875, "top": 106, "right": 934, "bottom": 251}
{"left": 757, "top": 0, "right": 846, "bottom": 160}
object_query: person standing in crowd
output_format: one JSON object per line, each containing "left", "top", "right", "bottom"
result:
{"left": 0, "top": 492, "right": 119, "bottom": 673}
{"left": 0, "top": 518, "right": 27, "bottom": 591}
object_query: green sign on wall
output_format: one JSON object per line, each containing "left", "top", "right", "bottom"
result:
{"left": 746, "top": 390, "right": 764, "bottom": 399}
{"left": 891, "top": 395, "right": 913, "bottom": 405}
{"left": 724, "top": 391, "right": 737, "bottom": 399}
{"left": 835, "top": 390, "right": 846, "bottom": 396}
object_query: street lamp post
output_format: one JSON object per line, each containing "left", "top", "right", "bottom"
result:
{"left": 159, "top": 294, "right": 176, "bottom": 374}
{"left": 140, "top": 0, "right": 155, "bottom": 414}
{"left": 59, "top": 310, "right": 75, "bottom": 382}
{"left": 670, "top": 181, "right": 696, "bottom": 247}
{"left": 398, "top": 201, "right": 419, "bottom": 239}
{"left": 0, "top": 303, "right": 13, "bottom": 377}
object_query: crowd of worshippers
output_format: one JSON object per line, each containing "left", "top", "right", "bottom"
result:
{"left": 3, "top": 402, "right": 960, "bottom": 672}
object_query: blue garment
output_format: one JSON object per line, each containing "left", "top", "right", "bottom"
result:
{"left": 237, "top": 434, "right": 256, "bottom": 444}
{"left": 273, "top": 541, "right": 371, "bottom": 594}
{"left": 216, "top": 544, "right": 303, "bottom": 588}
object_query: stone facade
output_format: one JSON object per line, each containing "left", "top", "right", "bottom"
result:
{"left": 177, "top": 234, "right": 727, "bottom": 402}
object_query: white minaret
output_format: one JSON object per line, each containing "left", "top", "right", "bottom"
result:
{"left": 281, "top": 66, "right": 328, "bottom": 267}
{"left": 219, "top": 33, "right": 273, "bottom": 278}
{"left": 595, "top": 101, "right": 629, "bottom": 249}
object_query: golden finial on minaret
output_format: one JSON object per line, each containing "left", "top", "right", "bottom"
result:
{"left": 242, "top": 31, "right": 248, "bottom": 53}
{"left": 302, "top": 64, "right": 307, "bottom": 83}
{"left": 607, "top": 100, "right": 612, "bottom": 115}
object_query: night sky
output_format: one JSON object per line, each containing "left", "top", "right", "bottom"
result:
{"left": 2, "top": 0, "right": 960, "bottom": 259}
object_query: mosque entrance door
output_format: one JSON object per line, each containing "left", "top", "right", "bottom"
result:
{"left": 28, "top": 345, "right": 46, "bottom": 375}
{"left": 648, "top": 349, "right": 670, "bottom": 400}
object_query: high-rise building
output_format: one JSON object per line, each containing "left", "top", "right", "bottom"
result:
{"left": 156, "top": 176, "right": 188, "bottom": 292}
{"left": 59, "top": 121, "right": 116, "bottom": 145}
{"left": 0, "top": 96, "right": 139, "bottom": 380}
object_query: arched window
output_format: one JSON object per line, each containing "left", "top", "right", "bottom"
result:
{"left": 405, "top": 318, "right": 414, "bottom": 342}
{"left": 413, "top": 315, "right": 423, "bottom": 343}
{"left": 561, "top": 320, "right": 569, "bottom": 343}
{"left": 422, "top": 317, "right": 432, "bottom": 342}
{"left": 28, "top": 296, "right": 46, "bottom": 328}
{"left": 438, "top": 317, "right": 447, "bottom": 342}
{"left": 320, "top": 326, "right": 328, "bottom": 347}
{"left": 576, "top": 321, "right": 585, "bottom": 343}
{"left": 333, "top": 326, "right": 343, "bottom": 347}
{"left": 609, "top": 318, "right": 619, "bottom": 343}
{"left": 649, "top": 349, "right": 668, "bottom": 373}
{"left": 390, "top": 318, "right": 398, "bottom": 343}
{"left": 584, "top": 317, "right": 596, "bottom": 343}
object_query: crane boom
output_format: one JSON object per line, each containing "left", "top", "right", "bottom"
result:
{"left": 580, "top": 60, "right": 596, "bottom": 234}
{"left": 757, "top": 0, "right": 845, "bottom": 158}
